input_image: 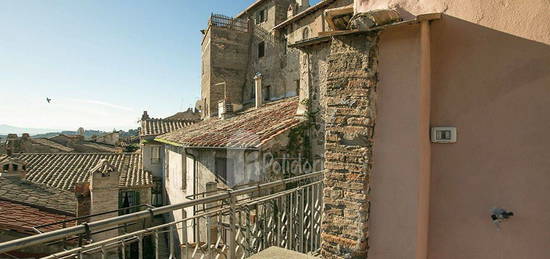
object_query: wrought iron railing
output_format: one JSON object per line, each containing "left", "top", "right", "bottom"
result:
{"left": 0, "top": 171, "right": 323, "bottom": 259}
{"left": 209, "top": 14, "right": 248, "bottom": 32}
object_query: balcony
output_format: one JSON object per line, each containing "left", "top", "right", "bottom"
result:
{"left": 0, "top": 171, "right": 323, "bottom": 259}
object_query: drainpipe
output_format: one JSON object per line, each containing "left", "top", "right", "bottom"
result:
{"left": 416, "top": 20, "right": 432, "bottom": 259}
{"left": 254, "top": 73, "right": 263, "bottom": 108}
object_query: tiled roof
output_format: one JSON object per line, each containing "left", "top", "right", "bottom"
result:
{"left": 140, "top": 119, "right": 196, "bottom": 137}
{"left": 157, "top": 97, "right": 302, "bottom": 149}
{"left": 0, "top": 155, "right": 8, "bottom": 163}
{"left": 0, "top": 200, "right": 74, "bottom": 233}
{"left": 81, "top": 142, "right": 121, "bottom": 153}
{"left": 14, "top": 153, "right": 153, "bottom": 191}
{"left": 0, "top": 177, "right": 76, "bottom": 214}
{"left": 31, "top": 138, "right": 75, "bottom": 152}
{"left": 165, "top": 109, "right": 201, "bottom": 121}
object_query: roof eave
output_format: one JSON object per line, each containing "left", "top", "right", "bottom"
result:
{"left": 289, "top": 13, "right": 442, "bottom": 48}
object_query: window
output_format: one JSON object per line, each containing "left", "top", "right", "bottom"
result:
{"left": 295, "top": 80, "right": 300, "bottom": 96}
{"left": 215, "top": 157, "right": 233, "bottom": 184}
{"left": 151, "top": 146, "right": 161, "bottom": 164}
{"left": 258, "top": 41, "right": 265, "bottom": 58}
{"left": 264, "top": 85, "right": 271, "bottom": 101}
{"left": 256, "top": 9, "right": 267, "bottom": 24}
{"left": 12, "top": 164, "right": 17, "bottom": 171}
{"left": 302, "top": 27, "right": 310, "bottom": 40}
{"left": 152, "top": 177, "right": 163, "bottom": 206}
{"left": 2, "top": 164, "right": 8, "bottom": 172}
{"left": 119, "top": 191, "right": 140, "bottom": 215}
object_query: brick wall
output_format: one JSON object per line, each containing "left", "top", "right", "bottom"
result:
{"left": 321, "top": 32, "right": 379, "bottom": 258}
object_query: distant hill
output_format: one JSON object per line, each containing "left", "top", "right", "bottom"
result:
{"left": 0, "top": 124, "right": 63, "bottom": 136}
{"left": 0, "top": 124, "right": 138, "bottom": 140}
{"left": 34, "top": 129, "right": 139, "bottom": 139}
{"left": 33, "top": 130, "right": 106, "bottom": 139}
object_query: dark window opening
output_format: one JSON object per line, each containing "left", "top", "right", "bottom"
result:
{"left": 264, "top": 85, "right": 271, "bottom": 101}
{"left": 258, "top": 42, "right": 265, "bottom": 58}
{"left": 119, "top": 191, "right": 140, "bottom": 215}
{"left": 152, "top": 177, "right": 163, "bottom": 206}
{"left": 295, "top": 80, "right": 300, "bottom": 96}
{"left": 12, "top": 164, "right": 18, "bottom": 171}
{"left": 256, "top": 9, "right": 267, "bottom": 24}
{"left": 2, "top": 164, "right": 8, "bottom": 172}
{"left": 215, "top": 157, "right": 233, "bottom": 184}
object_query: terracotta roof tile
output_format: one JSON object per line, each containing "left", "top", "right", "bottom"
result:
{"left": 157, "top": 97, "right": 302, "bottom": 149}
{"left": 0, "top": 177, "right": 76, "bottom": 214}
{"left": 165, "top": 110, "right": 201, "bottom": 121}
{"left": 81, "top": 142, "right": 121, "bottom": 153}
{"left": 14, "top": 153, "right": 153, "bottom": 191}
{"left": 30, "top": 138, "right": 75, "bottom": 152}
{"left": 140, "top": 119, "right": 196, "bottom": 137}
{"left": 0, "top": 200, "right": 74, "bottom": 233}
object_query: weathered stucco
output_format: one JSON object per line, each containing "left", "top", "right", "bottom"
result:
{"left": 361, "top": 0, "right": 550, "bottom": 258}
{"left": 355, "top": 0, "right": 550, "bottom": 44}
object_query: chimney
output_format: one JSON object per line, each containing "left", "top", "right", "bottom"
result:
{"left": 254, "top": 73, "right": 263, "bottom": 108}
{"left": 0, "top": 158, "right": 27, "bottom": 178}
{"left": 6, "top": 134, "right": 17, "bottom": 156}
{"left": 74, "top": 182, "right": 91, "bottom": 223}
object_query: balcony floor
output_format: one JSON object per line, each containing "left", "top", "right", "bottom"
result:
{"left": 249, "top": 246, "right": 319, "bottom": 259}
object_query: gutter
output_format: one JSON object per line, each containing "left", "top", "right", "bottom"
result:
{"left": 154, "top": 138, "right": 260, "bottom": 151}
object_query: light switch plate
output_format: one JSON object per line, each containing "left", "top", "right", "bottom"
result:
{"left": 431, "top": 127, "right": 457, "bottom": 143}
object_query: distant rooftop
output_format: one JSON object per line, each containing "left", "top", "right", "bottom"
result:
{"left": 140, "top": 119, "right": 196, "bottom": 137}
{"left": 0, "top": 200, "right": 75, "bottom": 234}
{"left": 14, "top": 153, "right": 152, "bottom": 191}
{"left": 164, "top": 108, "right": 201, "bottom": 121}
{"left": 30, "top": 138, "right": 75, "bottom": 152}
{"left": 0, "top": 177, "right": 76, "bottom": 215}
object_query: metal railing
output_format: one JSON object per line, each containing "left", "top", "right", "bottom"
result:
{"left": 210, "top": 14, "right": 248, "bottom": 32}
{"left": 32, "top": 204, "right": 154, "bottom": 234}
{"left": 0, "top": 171, "right": 323, "bottom": 259}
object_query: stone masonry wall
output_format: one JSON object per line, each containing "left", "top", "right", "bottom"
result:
{"left": 322, "top": 32, "right": 379, "bottom": 258}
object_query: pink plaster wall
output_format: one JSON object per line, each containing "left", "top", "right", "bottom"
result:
{"left": 367, "top": 0, "right": 550, "bottom": 258}
{"left": 370, "top": 25, "right": 422, "bottom": 259}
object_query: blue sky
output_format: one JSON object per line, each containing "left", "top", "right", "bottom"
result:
{"left": 0, "top": 0, "right": 320, "bottom": 131}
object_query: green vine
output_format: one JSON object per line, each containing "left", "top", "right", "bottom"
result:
{"left": 287, "top": 98, "right": 319, "bottom": 175}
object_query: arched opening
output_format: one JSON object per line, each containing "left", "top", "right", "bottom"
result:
{"left": 302, "top": 27, "right": 310, "bottom": 40}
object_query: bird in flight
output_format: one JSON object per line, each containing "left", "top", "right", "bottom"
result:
{"left": 46, "top": 97, "right": 52, "bottom": 103}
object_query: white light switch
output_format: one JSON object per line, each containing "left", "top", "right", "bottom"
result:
{"left": 431, "top": 127, "right": 457, "bottom": 143}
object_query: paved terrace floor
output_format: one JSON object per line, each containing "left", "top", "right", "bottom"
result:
{"left": 248, "top": 246, "right": 319, "bottom": 259}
